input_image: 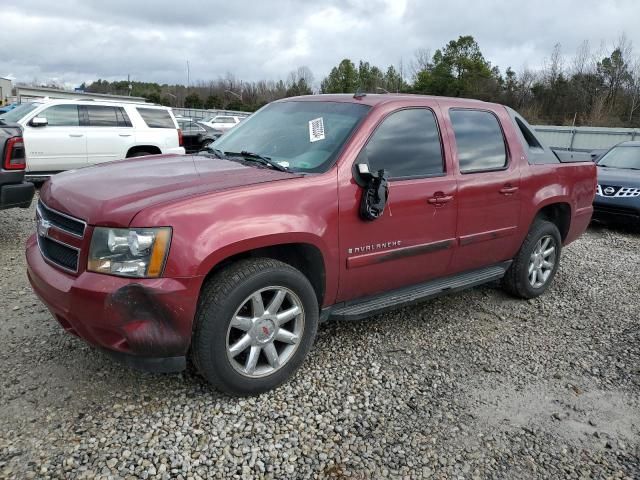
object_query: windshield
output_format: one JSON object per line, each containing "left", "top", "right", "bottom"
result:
{"left": 0, "top": 102, "right": 42, "bottom": 123}
{"left": 598, "top": 146, "right": 640, "bottom": 170}
{"left": 212, "top": 101, "right": 371, "bottom": 173}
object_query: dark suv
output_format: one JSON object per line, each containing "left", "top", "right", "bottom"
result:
{"left": 593, "top": 141, "right": 640, "bottom": 226}
{"left": 0, "top": 123, "right": 34, "bottom": 210}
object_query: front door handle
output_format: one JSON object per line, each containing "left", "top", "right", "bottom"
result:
{"left": 428, "top": 193, "right": 454, "bottom": 206}
{"left": 69, "top": 134, "right": 84, "bottom": 138}
{"left": 119, "top": 133, "right": 132, "bottom": 137}
{"left": 499, "top": 185, "right": 519, "bottom": 195}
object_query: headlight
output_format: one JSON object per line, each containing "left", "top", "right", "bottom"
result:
{"left": 88, "top": 227, "right": 172, "bottom": 278}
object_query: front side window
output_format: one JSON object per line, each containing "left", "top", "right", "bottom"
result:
{"left": 41, "top": 105, "right": 80, "bottom": 126}
{"left": 215, "top": 117, "right": 236, "bottom": 124}
{"left": 359, "top": 108, "right": 444, "bottom": 179}
{"left": 213, "top": 101, "right": 370, "bottom": 173}
{"left": 450, "top": 109, "right": 507, "bottom": 173}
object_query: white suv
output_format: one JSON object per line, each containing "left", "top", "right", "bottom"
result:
{"left": 0, "top": 99, "right": 185, "bottom": 178}
{"left": 198, "top": 115, "right": 243, "bottom": 131}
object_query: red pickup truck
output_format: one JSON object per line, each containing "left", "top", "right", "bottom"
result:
{"left": 27, "top": 94, "right": 596, "bottom": 395}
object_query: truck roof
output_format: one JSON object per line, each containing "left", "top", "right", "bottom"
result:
{"left": 278, "top": 93, "right": 500, "bottom": 109}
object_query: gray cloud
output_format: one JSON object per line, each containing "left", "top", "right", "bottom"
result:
{"left": 1, "top": 0, "right": 638, "bottom": 87}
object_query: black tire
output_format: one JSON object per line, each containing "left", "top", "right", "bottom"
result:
{"left": 192, "top": 258, "right": 319, "bottom": 396}
{"left": 502, "top": 219, "right": 562, "bottom": 299}
{"left": 128, "top": 151, "right": 153, "bottom": 158}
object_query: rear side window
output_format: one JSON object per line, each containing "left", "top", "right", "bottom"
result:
{"left": 515, "top": 117, "right": 542, "bottom": 150}
{"left": 215, "top": 117, "right": 236, "bottom": 124}
{"left": 359, "top": 108, "right": 444, "bottom": 179}
{"left": 86, "top": 106, "right": 132, "bottom": 127}
{"left": 41, "top": 105, "right": 80, "bottom": 126}
{"left": 137, "top": 108, "right": 175, "bottom": 128}
{"left": 450, "top": 109, "right": 507, "bottom": 173}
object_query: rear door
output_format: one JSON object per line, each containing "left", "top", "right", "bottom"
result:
{"left": 83, "top": 105, "right": 135, "bottom": 164}
{"left": 445, "top": 108, "right": 522, "bottom": 273}
{"left": 337, "top": 106, "right": 458, "bottom": 301}
{"left": 23, "top": 104, "right": 86, "bottom": 173}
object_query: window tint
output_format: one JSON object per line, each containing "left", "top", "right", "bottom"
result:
{"left": 515, "top": 117, "right": 542, "bottom": 150}
{"left": 137, "top": 108, "right": 175, "bottom": 128}
{"left": 360, "top": 108, "right": 444, "bottom": 178}
{"left": 41, "top": 105, "right": 80, "bottom": 126}
{"left": 86, "top": 106, "right": 119, "bottom": 127}
{"left": 115, "top": 107, "right": 132, "bottom": 127}
{"left": 450, "top": 109, "right": 507, "bottom": 172}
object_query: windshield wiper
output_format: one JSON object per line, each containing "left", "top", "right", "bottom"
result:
{"left": 202, "top": 146, "right": 227, "bottom": 159}
{"left": 226, "top": 151, "right": 290, "bottom": 172}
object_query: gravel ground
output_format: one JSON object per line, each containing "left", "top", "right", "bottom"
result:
{"left": 1, "top": 198, "right": 639, "bottom": 480}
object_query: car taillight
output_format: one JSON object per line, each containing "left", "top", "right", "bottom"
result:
{"left": 3, "top": 137, "right": 26, "bottom": 170}
{"left": 177, "top": 129, "right": 183, "bottom": 147}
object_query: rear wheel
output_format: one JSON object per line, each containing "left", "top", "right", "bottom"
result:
{"left": 128, "top": 151, "right": 153, "bottom": 158}
{"left": 502, "top": 219, "right": 562, "bottom": 299}
{"left": 192, "top": 258, "right": 318, "bottom": 396}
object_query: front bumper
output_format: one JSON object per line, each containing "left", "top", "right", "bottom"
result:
{"left": 26, "top": 234, "right": 202, "bottom": 372}
{"left": 0, "top": 172, "right": 35, "bottom": 210}
{"left": 593, "top": 198, "right": 640, "bottom": 225}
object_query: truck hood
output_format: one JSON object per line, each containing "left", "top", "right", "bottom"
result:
{"left": 40, "top": 154, "right": 299, "bottom": 226}
{"left": 597, "top": 166, "right": 640, "bottom": 187}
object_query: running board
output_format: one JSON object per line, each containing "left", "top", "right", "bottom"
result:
{"left": 329, "top": 262, "right": 511, "bottom": 321}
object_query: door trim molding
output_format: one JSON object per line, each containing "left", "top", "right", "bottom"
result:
{"left": 458, "top": 226, "right": 518, "bottom": 247}
{"left": 346, "top": 238, "right": 455, "bottom": 269}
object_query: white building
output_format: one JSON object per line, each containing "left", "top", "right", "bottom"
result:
{"left": 0, "top": 77, "right": 12, "bottom": 105}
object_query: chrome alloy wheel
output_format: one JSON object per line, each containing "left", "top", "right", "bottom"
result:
{"left": 528, "top": 235, "right": 557, "bottom": 288}
{"left": 226, "top": 286, "right": 304, "bottom": 378}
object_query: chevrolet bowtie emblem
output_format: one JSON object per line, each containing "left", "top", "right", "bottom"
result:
{"left": 37, "top": 217, "right": 52, "bottom": 237}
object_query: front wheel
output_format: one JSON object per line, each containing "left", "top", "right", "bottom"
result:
{"left": 192, "top": 258, "right": 319, "bottom": 396}
{"left": 502, "top": 219, "right": 562, "bottom": 299}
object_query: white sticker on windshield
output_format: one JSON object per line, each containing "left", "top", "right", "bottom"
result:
{"left": 309, "top": 117, "right": 325, "bottom": 143}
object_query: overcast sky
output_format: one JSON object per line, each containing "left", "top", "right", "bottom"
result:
{"left": 1, "top": 0, "right": 639, "bottom": 88}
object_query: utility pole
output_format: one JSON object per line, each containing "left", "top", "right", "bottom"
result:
{"left": 186, "top": 60, "right": 190, "bottom": 89}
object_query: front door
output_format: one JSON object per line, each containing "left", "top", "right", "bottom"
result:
{"left": 24, "top": 104, "right": 86, "bottom": 173}
{"left": 445, "top": 108, "right": 522, "bottom": 273}
{"left": 337, "top": 107, "right": 458, "bottom": 302}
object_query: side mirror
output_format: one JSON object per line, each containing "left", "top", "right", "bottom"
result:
{"left": 356, "top": 163, "right": 389, "bottom": 221}
{"left": 30, "top": 117, "right": 48, "bottom": 127}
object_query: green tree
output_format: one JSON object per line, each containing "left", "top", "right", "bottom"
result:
{"left": 184, "top": 93, "right": 203, "bottom": 108}
{"left": 598, "top": 48, "right": 632, "bottom": 108}
{"left": 205, "top": 95, "right": 222, "bottom": 109}
{"left": 413, "top": 35, "right": 496, "bottom": 98}
{"left": 320, "top": 59, "right": 358, "bottom": 93}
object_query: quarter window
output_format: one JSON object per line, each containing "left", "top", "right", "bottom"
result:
{"left": 450, "top": 109, "right": 507, "bottom": 173}
{"left": 41, "top": 105, "right": 80, "bottom": 126}
{"left": 359, "top": 108, "right": 444, "bottom": 179}
{"left": 137, "top": 108, "right": 175, "bottom": 128}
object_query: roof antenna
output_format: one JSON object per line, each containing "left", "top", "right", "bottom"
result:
{"left": 353, "top": 88, "right": 367, "bottom": 99}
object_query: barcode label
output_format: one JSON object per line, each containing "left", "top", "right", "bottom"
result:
{"left": 309, "top": 117, "right": 325, "bottom": 142}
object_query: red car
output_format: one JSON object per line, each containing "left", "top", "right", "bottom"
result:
{"left": 27, "top": 94, "right": 596, "bottom": 395}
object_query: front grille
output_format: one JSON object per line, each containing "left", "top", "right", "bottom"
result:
{"left": 38, "top": 236, "right": 79, "bottom": 272}
{"left": 37, "top": 200, "right": 86, "bottom": 237}
{"left": 596, "top": 184, "right": 640, "bottom": 198}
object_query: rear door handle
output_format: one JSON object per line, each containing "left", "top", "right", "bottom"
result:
{"left": 119, "top": 133, "right": 132, "bottom": 137}
{"left": 499, "top": 185, "right": 519, "bottom": 195}
{"left": 69, "top": 134, "right": 84, "bottom": 138}
{"left": 427, "top": 193, "right": 454, "bottom": 205}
